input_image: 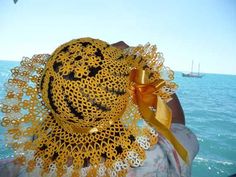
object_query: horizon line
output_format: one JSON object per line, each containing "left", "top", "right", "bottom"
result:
{"left": 0, "top": 59, "right": 235, "bottom": 76}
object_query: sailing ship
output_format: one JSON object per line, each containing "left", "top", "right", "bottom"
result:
{"left": 182, "top": 60, "right": 203, "bottom": 78}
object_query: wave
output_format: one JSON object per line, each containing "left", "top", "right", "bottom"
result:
{"left": 195, "top": 156, "right": 235, "bottom": 166}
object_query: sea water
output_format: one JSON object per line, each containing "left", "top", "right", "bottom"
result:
{"left": 0, "top": 60, "right": 236, "bottom": 177}
{"left": 175, "top": 72, "right": 236, "bottom": 177}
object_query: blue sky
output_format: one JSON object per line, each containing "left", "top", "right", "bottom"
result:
{"left": 0, "top": 0, "right": 236, "bottom": 75}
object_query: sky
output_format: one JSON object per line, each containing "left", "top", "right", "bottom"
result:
{"left": 0, "top": 0, "right": 236, "bottom": 75}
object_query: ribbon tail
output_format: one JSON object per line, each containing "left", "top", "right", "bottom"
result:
{"left": 149, "top": 116, "right": 189, "bottom": 164}
{"left": 136, "top": 92, "right": 189, "bottom": 164}
{"left": 155, "top": 96, "right": 172, "bottom": 129}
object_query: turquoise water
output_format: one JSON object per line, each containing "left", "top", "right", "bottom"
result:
{"left": 174, "top": 72, "right": 236, "bottom": 177}
{"left": 0, "top": 60, "right": 236, "bottom": 177}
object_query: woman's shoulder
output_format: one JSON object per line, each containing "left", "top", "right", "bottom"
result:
{"left": 171, "top": 123, "right": 199, "bottom": 162}
{"left": 127, "top": 123, "right": 199, "bottom": 177}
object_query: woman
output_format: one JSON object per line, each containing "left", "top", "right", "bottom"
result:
{"left": 0, "top": 38, "right": 198, "bottom": 177}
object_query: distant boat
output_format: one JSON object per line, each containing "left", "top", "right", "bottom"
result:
{"left": 182, "top": 60, "right": 203, "bottom": 78}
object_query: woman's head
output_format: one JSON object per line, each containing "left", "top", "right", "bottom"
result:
{"left": 1, "top": 37, "right": 178, "bottom": 176}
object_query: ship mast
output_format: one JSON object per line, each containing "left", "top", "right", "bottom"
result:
{"left": 198, "top": 63, "right": 200, "bottom": 76}
{"left": 191, "top": 60, "right": 194, "bottom": 74}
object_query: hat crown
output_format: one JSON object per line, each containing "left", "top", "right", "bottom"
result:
{"left": 40, "top": 38, "right": 130, "bottom": 132}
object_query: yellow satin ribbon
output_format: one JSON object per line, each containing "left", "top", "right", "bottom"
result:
{"left": 129, "top": 69, "right": 189, "bottom": 164}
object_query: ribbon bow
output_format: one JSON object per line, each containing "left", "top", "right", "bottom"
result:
{"left": 129, "top": 69, "right": 189, "bottom": 164}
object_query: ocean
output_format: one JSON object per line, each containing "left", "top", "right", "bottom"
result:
{"left": 0, "top": 60, "right": 236, "bottom": 177}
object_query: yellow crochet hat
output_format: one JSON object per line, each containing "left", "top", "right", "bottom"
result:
{"left": 0, "top": 37, "right": 184, "bottom": 177}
